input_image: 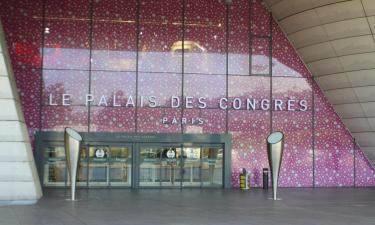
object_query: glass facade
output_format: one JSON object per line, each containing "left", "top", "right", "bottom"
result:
{"left": 1, "top": 0, "right": 375, "bottom": 188}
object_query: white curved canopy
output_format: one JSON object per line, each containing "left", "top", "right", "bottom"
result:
{"left": 265, "top": 0, "right": 375, "bottom": 166}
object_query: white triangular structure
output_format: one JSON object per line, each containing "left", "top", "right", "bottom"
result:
{"left": 0, "top": 21, "right": 42, "bottom": 204}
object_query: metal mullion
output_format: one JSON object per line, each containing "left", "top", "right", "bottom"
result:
{"left": 87, "top": 0, "right": 94, "bottom": 132}
{"left": 200, "top": 145, "right": 203, "bottom": 188}
{"left": 269, "top": 12, "right": 273, "bottom": 132}
{"left": 249, "top": 0, "right": 253, "bottom": 76}
{"left": 135, "top": 0, "right": 140, "bottom": 133}
{"left": 312, "top": 79, "right": 316, "bottom": 188}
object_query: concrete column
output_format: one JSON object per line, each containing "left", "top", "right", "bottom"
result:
{"left": 0, "top": 21, "right": 42, "bottom": 204}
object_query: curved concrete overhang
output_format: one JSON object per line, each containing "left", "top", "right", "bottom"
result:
{"left": 264, "top": 0, "right": 375, "bottom": 167}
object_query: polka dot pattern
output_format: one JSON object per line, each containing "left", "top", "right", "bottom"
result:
{"left": 1, "top": 0, "right": 374, "bottom": 188}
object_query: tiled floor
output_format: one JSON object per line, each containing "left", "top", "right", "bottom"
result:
{"left": 1, "top": 188, "right": 375, "bottom": 225}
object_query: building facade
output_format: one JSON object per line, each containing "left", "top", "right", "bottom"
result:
{"left": 0, "top": 0, "right": 375, "bottom": 191}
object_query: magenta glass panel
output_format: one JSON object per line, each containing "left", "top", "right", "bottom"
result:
{"left": 314, "top": 84, "right": 354, "bottom": 187}
{"left": 229, "top": 110, "right": 270, "bottom": 187}
{"left": 184, "top": 0, "right": 226, "bottom": 75}
{"left": 229, "top": 76, "right": 269, "bottom": 110}
{"left": 272, "top": 21, "right": 309, "bottom": 78}
{"left": 91, "top": 71, "right": 136, "bottom": 107}
{"left": 14, "top": 67, "right": 41, "bottom": 130}
{"left": 0, "top": 0, "right": 43, "bottom": 18}
{"left": 45, "top": 0, "right": 90, "bottom": 18}
{"left": 228, "top": 0, "right": 249, "bottom": 75}
{"left": 93, "top": 0, "right": 136, "bottom": 20}
{"left": 42, "top": 70, "right": 89, "bottom": 106}
{"left": 251, "top": 0, "right": 270, "bottom": 37}
{"left": 273, "top": 111, "right": 313, "bottom": 187}
{"left": 184, "top": 74, "right": 225, "bottom": 109}
{"left": 2, "top": 18, "right": 43, "bottom": 69}
{"left": 183, "top": 109, "right": 226, "bottom": 134}
{"left": 43, "top": 20, "right": 90, "bottom": 70}
{"left": 90, "top": 107, "right": 135, "bottom": 132}
{"left": 355, "top": 146, "right": 375, "bottom": 187}
{"left": 138, "top": 73, "right": 181, "bottom": 107}
{"left": 91, "top": 21, "right": 136, "bottom": 71}
{"left": 138, "top": 0, "right": 182, "bottom": 73}
{"left": 251, "top": 38, "right": 269, "bottom": 75}
{"left": 137, "top": 108, "right": 181, "bottom": 133}
{"left": 41, "top": 106, "right": 88, "bottom": 132}
{"left": 272, "top": 77, "right": 312, "bottom": 111}
{"left": 92, "top": 0, "right": 136, "bottom": 71}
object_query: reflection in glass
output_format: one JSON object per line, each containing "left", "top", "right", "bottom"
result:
{"left": 109, "top": 146, "right": 132, "bottom": 186}
{"left": 161, "top": 147, "right": 181, "bottom": 187}
{"left": 139, "top": 147, "right": 162, "bottom": 187}
{"left": 89, "top": 146, "right": 109, "bottom": 186}
{"left": 181, "top": 147, "right": 201, "bottom": 187}
{"left": 202, "top": 147, "right": 223, "bottom": 187}
{"left": 43, "top": 146, "right": 67, "bottom": 186}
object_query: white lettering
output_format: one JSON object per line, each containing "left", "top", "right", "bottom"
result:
{"left": 274, "top": 99, "right": 283, "bottom": 111}
{"left": 287, "top": 99, "right": 295, "bottom": 111}
{"left": 233, "top": 98, "right": 242, "bottom": 110}
{"left": 62, "top": 94, "right": 71, "bottom": 106}
{"left": 198, "top": 97, "right": 206, "bottom": 109}
{"left": 246, "top": 99, "right": 256, "bottom": 110}
{"left": 186, "top": 96, "right": 193, "bottom": 109}
{"left": 219, "top": 98, "right": 228, "bottom": 109}
{"left": 149, "top": 96, "right": 157, "bottom": 108}
{"left": 98, "top": 95, "right": 108, "bottom": 107}
{"left": 171, "top": 96, "right": 180, "bottom": 108}
{"left": 85, "top": 94, "right": 94, "bottom": 106}
{"left": 261, "top": 99, "right": 270, "bottom": 110}
{"left": 299, "top": 100, "right": 308, "bottom": 111}
{"left": 126, "top": 95, "right": 135, "bottom": 107}
{"left": 49, "top": 94, "right": 57, "bottom": 106}
{"left": 113, "top": 95, "right": 120, "bottom": 107}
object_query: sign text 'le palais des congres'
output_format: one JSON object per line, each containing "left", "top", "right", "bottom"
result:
{"left": 48, "top": 94, "right": 308, "bottom": 125}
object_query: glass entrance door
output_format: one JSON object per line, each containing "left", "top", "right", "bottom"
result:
{"left": 88, "top": 144, "right": 132, "bottom": 187}
{"left": 139, "top": 145, "right": 182, "bottom": 187}
{"left": 138, "top": 144, "right": 223, "bottom": 188}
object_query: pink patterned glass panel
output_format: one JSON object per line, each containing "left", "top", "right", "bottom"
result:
{"left": 14, "top": 67, "right": 41, "bottom": 130}
{"left": 314, "top": 84, "right": 354, "bottom": 187}
{"left": 90, "top": 107, "right": 135, "bottom": 132}
{"left": 183, "top": 109, "right": 226, "bottom": 134}
{"left": 138, "top": 73, "right": 181, "bottom": 107}
{"left": 228, "top": 0, "right": 250, "bottom": 75}
{"left": 184, "top": 74, "right": 226, "bottom": 109}
{"left": 138, "top": 0, "right": 182, "bottom": 73}
{"left": 273, "top": 111, "right": 313, "bottom": 187}
{"left": 91, "top": 21, "right": 137, "bottom": 71}
{"left": 355, "top": 145, "right": 375, "bottom": 187}
{"left": 272, "top": 77, "right": 312, "bottom": 111}
{"left": 2, "top": 18, "right": 43, "bottom": 69}
{"left": 42, "top": 70, "right": 89, "bottom": 106}
{"left": 41, "top": 106, "right": 88, "bottom": 132}
{"left": 251, "top": 38, "right": 269, "bottom": 75}
{"left": 91, "top": 71, "right": 136, "bottom": 106}
{"left": 93, "top": 0, "right": 137, "bottom": 21}
{"left": 229, "top": 110, "right": 270, "bottom": 188}
{"left": 184, "top": 0, "right": 226, "bottom": 75}
{"left": 137, "top": 108, "right": 181, "bottom": 133}
{"left": 45, "top": 0, "right": 90, "bottom": 18}
{"left": 251, "top": 0, "right": 270, "bottom": 37}
{"left": 229, "top": 76, "right": 270, "bottom": 108}
{"left": 0, "top": 0, "right": 43, "bottom": 18}
{"left": 43, "top": 20, "right": 90, "bottom": 70}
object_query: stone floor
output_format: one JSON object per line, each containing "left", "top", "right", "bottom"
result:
{"left": 1, "top": 188, "right": 375, "bottom": 225}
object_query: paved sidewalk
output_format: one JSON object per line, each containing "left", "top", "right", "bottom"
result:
{"left": 1, "top": 188, "right": 375, "bottom": 225}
